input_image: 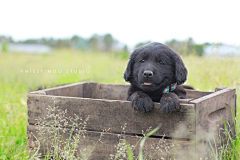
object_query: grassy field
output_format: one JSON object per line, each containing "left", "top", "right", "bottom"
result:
{"left": 0, "top": 50, "right": 239, "bottom": 159}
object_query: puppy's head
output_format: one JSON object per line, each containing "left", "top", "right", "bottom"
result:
{"left": 124, "top": 42, "right": 187, "bottom": 92}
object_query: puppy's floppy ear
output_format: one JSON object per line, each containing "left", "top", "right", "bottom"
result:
{"left": 124, "top": 58, "right": 134, "bottom": 82}
{"left": 172, "top": 52, "right": 188, "bottom": 85}
{"left": 124, "top": 49, "right": 138, "bottom": 82}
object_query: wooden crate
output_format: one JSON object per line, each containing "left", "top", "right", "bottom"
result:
{"left": 27, "top": 82, "right": 236, "bottom": 159}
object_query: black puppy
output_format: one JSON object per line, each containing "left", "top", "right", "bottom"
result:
{"left": 124, "top": 42, "right": 187, "bottom": 113}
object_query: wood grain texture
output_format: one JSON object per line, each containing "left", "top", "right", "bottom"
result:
{"left": 27, "top": 94, "right": 196, "bottom": 139}
{"left": 185, "top": 89, "right": 213, "bottom": 99}
{"left": 32, "top": 82, "right": 212, "bottom": 101}
{"left": 30, "top": 82, "right": 86, "bottom": 97}
{"left": 215, "top": 87, "right": 227, "bottom": 92}
{"left": 97, "top": 83, "right": 129, "bottom": 100}
{"left": 190, "top": 88, "right": 236, "bottom": 157}
{"left": 179, "top": 98, "right": 194, "bottom": 104}
{"left": 27, "top": 125, "right": 193, "bottom": 160}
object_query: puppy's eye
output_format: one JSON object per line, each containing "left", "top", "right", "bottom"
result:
{"left": 159, "top": 61, "right": 164, "bottom": 65}
{"left": 139, "top": 59, "right": 145, "bottom": 63}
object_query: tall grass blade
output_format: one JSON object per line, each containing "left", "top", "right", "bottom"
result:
{"left": 124, "top": 140, "right": 134, "bottom": 160}
{"left": 225, "top": 103, "right": 236, "bottom": 129}
{"left": 139, "top": 124, "right": 162, "bottom": 160}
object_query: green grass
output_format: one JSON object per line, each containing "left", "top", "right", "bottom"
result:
{"left": 0, "top": 50, "right": 239, "bottom": 159}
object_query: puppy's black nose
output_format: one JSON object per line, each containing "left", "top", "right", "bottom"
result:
{"left": 143, "top": 70, "right": 153, "bottom": 77}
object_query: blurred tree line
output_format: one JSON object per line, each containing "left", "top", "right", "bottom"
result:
{"left": 165, "top": 38, "right": 210, "bottom": 56}
{"left": 1, "top": 34, "right": 209, "bottom": 56}
{"left": 0, "top": 34, "right": 126, "bottom": 53}
{"left": 135, "top": 38, "right": 209, "bottom": 56}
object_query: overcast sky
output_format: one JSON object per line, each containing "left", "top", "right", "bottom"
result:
{"left": 1, "top": 0, "right": 240, "bottom": 47}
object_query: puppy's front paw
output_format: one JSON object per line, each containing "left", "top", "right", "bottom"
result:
{"left": 132, "top": 96, "right": 153, "bottom": 112}
{"left": 128, "top": 91, "right": 153, "bottom": 112}
{"left": 160, "top": 93, "right": 179, "bottom": 113}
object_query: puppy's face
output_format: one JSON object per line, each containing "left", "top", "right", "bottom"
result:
{"left": 132, "top": 50, "right": 175, "bottom": 91}
{"left": 124, "top": 42, "right": 187, "bottom": 92}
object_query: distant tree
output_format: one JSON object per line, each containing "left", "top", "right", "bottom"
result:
{"left": 40, "top": 37, "right": 57, "bottom": 47}
{"left": 89, "top": 34, "right": 100, "bottom": 50}
{"left": 22, "top": 39, "right": 41, "bottom": 44}
{"left": 193, "top": 44, "right": 204, "bottom": 56}
{"left": 0, "top": 35, "right": 14, "bottom": 43}
{"left": 135, "top": 41, "right": 152, "bottom": 49}
{"left": 165, "top": 39, "right": 178, "bottom": 47}
{"left": 70, "top": 35, "right": 89, "bottom": 49}
{"left": 186, "top": 37, "right": 194, "bottom": 55}
{"left": 203, "top": 42, "right": 211, "bottom": 46}
{"left": 165, "top": 39, "right": 181, "bottom": 53}
{"left": 166, "top": 38, "right": 197, "bottom": 55}
{"left": 122, "top": 44, "right": 129, "bottom": 53}
{"left": 55, "top": 39, "right": 71, "bottom": 48}
{"left": 103, "top": 33, "right": 114, "bottom": 52}
{"left": 41, "top": 38, "right": 47, "bottom": 44}
{"left": 8, "top": 36, "right": 14, "bottom": 43}
{"left": 71, "top": 35, "right": 80, "bottom": 42}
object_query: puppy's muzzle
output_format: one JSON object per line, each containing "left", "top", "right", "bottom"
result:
{"left": 143, "top": 70, "right": 153, "bottom": 78}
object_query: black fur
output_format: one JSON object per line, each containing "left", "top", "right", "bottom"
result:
{"left": 124, "top": 42, "right": 188, "bottom": 113}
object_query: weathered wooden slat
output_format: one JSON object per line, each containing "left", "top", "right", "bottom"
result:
{"left": 29, "top": 91, "right": 46, "bottom": 95}
{"left": 178, "top": 104, "right": 195, "bottom": 113}
{"left": 82, "top": 82, "right": 129, "bottom": 100}
{"left": 82, "top": 82, "right": 213, "bottom": 101}
{"left": 179, "top": 98, "right": 194, "bottom": 104}
{"left": 27, "top": 94, "right": 196, "bottom": 139}
{"left": 82, "top": 82, "right": 99, "bottom": 99}
{"left": 31, "top": 82, "right": 86, "bottom": 97}
{"left": 27, "top": 125, "right": 193, "bottom": 160}
{"left": 215, "top": 87, "right": 227, "bottom": 92}
{"left": 32, "top": 82, "right": 214, "bottom": 101}
{"left": 98, "top": 83, "right": 129, "bottom": 100}
{"left": 185, "top": 89, "right": 213, "bottom": 99}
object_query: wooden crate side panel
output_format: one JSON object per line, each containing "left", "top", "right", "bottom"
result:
{"left": 82, "top": 82, "right": 99, "bottom": 98}
{"left": 82, "top": 82, "right": 129, "bottom": 100}
{"left": 98, "top": 83, "right": 129, "bottom": 100}
{"left": 185, "top": 89, "right": 213, "bottom": 99}
{"left": 191, "top": 88, "right": 236, "bottom": 156}
{"left": 29, "top": 82, "right": 215, "bottom": 102}
{"left": 27, "top": 125, "right": 194, "bottom": 160}
{"left": 91, "top": 83, "right": 213, "bottom": 101}
{"left": 27, "top": 94, "right": 195, "bottom": 139}
{"left": 215, "top": 87, "right": 227, "bottom": 92}
{"left": 30, "top": 82, "right": 86, "bottom": 97}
